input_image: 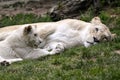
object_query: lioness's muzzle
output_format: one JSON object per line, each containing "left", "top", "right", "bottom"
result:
{"left": 104, "top": 36, "right": 112, "bottom": 41}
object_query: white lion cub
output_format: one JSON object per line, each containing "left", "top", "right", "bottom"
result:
{"left": 0, "top": 25, "right": 57, "bottom": 66}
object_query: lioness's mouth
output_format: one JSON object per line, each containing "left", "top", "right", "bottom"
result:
{"left": 104, "top": 36, "right": 112, "bottom": 41}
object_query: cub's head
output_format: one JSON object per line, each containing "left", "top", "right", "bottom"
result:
{"left": 23, "top": 25, "right": 42, "bottom": 48}
{"left": 84, "top": 17, "right": 115, "bottom": 47}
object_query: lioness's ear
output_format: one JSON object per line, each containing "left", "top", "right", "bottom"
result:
{"left": 24, "top": 25, "right": 32, "bottom": 35}
{"left": 112, "top": 33, "right": 117, "bottom": 39}
{"left": 91, "top": 16, "right": 102, "bottom": 25}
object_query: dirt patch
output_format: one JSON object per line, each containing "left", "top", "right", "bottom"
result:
{"left": 0, "top": 0, "right": 59, "bottom": 18}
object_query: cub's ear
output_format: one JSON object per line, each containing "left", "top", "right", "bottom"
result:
{"left": 24, "top": 25, "right": 32, "bottom": 35}
{"left": 91, "top": 17, "right": 102, "bottom": 25}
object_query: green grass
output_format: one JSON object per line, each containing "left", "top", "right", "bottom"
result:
{"left": 0, "top": 7, "right": 120, "bottom": 80}
{"left": 0, "top": 14, "right": 52, "bottom": 27}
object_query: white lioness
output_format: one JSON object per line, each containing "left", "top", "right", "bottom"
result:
{"left": 0, "top": 17, "right": 115, "bottom": 54}
{"left": 42, "top": 17, "right": 115, "bottom": 53}
{"left": 0, "top": 25, "right": 57, "bottom": 66}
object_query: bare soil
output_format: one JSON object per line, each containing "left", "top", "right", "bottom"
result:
{"left": 0, "top": 0, "right": 59, "bottom": 19}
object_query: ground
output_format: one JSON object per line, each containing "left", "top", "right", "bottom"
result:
{"left": 0, "top": 0, "right": 58, "bottom": 19}
{"left": 0, "top": 1, "right": 120, "bottom": 80}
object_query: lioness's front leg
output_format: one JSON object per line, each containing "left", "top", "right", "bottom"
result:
{"left": 24, "top": 49, "right": 58, "bottom": 59}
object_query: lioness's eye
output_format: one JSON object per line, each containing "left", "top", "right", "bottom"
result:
{"left": 34, "top": 33, "right": 37, "bottom": 36}
{"left": 95, "top": 28, "right": 99, "bottom": 32}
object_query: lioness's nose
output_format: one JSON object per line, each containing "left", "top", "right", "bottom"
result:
{"left": 93, "top": 37, "right": 100, "bottom": 43}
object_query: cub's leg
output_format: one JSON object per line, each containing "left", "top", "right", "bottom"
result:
{"left": 0, "top": 57, "right": 23, "bottom": 66}
{"left": 5, "top": 58, "right": 23, "bottom": 64}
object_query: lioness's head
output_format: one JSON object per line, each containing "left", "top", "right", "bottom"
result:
{"left": 84, "top": 17, "right": 115, "bottom": 47}
{"left": 90, "top": 17, "right": 114, "bottom": 42}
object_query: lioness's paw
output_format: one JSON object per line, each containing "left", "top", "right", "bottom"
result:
{"left": 55, "top": 43, "right": 64, "bottom": 52}
{"left": 50, "top": 43, "right": 64, "bottom": 54}
{"left": 0, "top": 61, "right": 10, "bottom": 66}
{"left": 49, "top": 44, "right": 64, "bottom": 55}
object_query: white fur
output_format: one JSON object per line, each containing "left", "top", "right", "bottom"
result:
{"left": 38, "top": 18, "right": 113, "bottom": 53}
{"left": 43, "top": 23, "right": 95, "bottom": 53}
{"left": 0, "top": 25, "right": 57, "bottom": 65}
{"left": 0, "top": 18, "right": 113, "bottom": 55}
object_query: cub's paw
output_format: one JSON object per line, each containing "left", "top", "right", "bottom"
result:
{"left": 0, "top": 61, "right": 10, "bottom": 66}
